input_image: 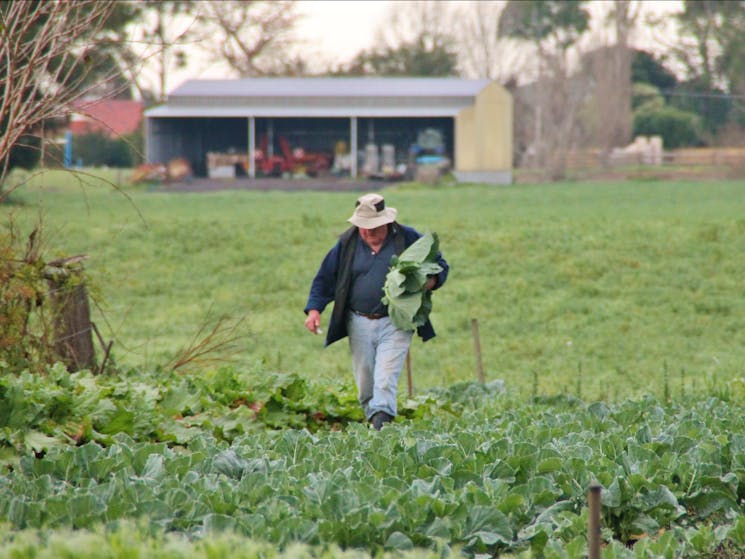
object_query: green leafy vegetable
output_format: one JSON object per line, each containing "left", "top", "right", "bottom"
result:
{"left": 382, "top": 232, "right": 443, "bottom": 331}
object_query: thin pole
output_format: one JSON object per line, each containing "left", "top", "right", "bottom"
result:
{"left": 406, "top": 350, "right": 413, "bottom": 397}
{"left": 350, "top": 116, "right": 358, "bottom": 178}
{"left": 588, "top": 482, "right": 602, "bottom": 559}
{"left": 267, "top": 119, "right": 274, "bottom": 158}
{"left": 248, "top": 116, "right": 256, "bottom": 178}
{"left": 471, "top": 318, "right": 485, "bottom": 384}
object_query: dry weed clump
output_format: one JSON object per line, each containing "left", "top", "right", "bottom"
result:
{"left": 0, "top": 217, "right": 98, "bottom": 373}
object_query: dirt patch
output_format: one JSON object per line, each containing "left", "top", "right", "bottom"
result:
{"left": 153, "top": 176, "right": 399, "bottom": 193}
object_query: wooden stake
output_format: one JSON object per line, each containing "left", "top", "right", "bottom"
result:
{"left": 46, "top": 257, "right": 95, "bottom": 373}
{"left": 406, "top": 350, "right": 413, "bottom": 397}
{"left": 588, "top": 482, "right": 602, "bottom": 559}
{"left": 471, "top": 318, "right": 485, "bottom": 384}
{"left": 91, "top": 322, "right": 113, "bottom": 375}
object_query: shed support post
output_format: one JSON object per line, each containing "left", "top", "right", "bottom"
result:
{"left": 268, "top": 119, "right": 274, "bottom": 158}
{"left": 144, "top": 117, "right": 151, "bottom": 163}
{"left": 248, "top": 116, "right": 256, "bottom": 179}
{"left": 350, "top": 117, "right": 358, "bottom": 179}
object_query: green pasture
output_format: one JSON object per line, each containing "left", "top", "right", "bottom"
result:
{"left": 4, "top": 169, "right": 745, "bottom": 401}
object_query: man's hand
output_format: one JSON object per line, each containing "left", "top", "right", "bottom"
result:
{"left": 425, "top": 277, "right": 437, "bottom": 291}
{"left": 305, "top": 309, "right": 322, "bottom": 334}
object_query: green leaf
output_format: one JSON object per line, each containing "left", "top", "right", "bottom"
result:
{"left": 686, "top": 490, "right": 738, "bottom": 517}
{"left": 383, "top": 232, "right": 442, "bottom": 331}
{"left": 497, "top": 493, "right": 525, "bottom": 515}
{"left": 23, "top": 430, "right": 64, "bottom": 453}
{"left": 385, "top": 531, "right": 414, "bottom": 550}
{"left": 141, "top": 453, "right": 166, "bottom": 481}
{"left": 98, "top": 407, "right": 134, "bottom": 435}
{"left": 464, "top": 505, "right": 513, "bottom": 544}
{"left": 536, "top": 457, "right": 563, "bottom": 474}
{"left": 212, "top": 449, "right": 249, "bottom": 479}
{"left": 202, "top": 513, "right": 237, "bottom": 533}
{"left": 387, "top": 292, "right": 424, "bottom": 332}
{"left": 397, "top": 232, "right": 438, "bottom": 264}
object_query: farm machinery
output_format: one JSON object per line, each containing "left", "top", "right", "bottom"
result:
{"left": 254, "top": 135, "right": 331, "bottom": 177}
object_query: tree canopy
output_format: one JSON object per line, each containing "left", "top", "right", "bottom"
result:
{"left": 0, "top": 1, "right": 133, "bottom": 194}
{"left": 498, "top": 0, "right": 590, "bottom": 53}
{"left": 341, "top": 41, "right": 457, "bottom": 77}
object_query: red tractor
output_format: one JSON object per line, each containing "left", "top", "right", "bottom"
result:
{"left": 252, "top": 135, "right": 330, "bottom": 177}
{"left": 278, "top": 136, "right": 331, "bottom": 177}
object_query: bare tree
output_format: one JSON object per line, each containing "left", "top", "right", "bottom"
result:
{"left": 499, "top": 0, "right": 592, "bottom": 180}
{"left": 476, "top": 51, "right": 589, "bottom": 177}
{"left": 374, "top": 1, "right": 454, "bottom": 53}
{"left": 454, "top": 1, "right": 524, "bottom": 82}
{"left": 144, "top": 1, "right": 196, "bottom": 102}
{"left": 196, "top": 0, "right": 302, "bottom": 77}
{"left": 0, "top": 0, "right": 122, "bottom": 199}
{"left": 583, "top": 0, "right": 641, "bottom": 161}
{"left": 118, "top": 1, "right": 200, "bottom": 103}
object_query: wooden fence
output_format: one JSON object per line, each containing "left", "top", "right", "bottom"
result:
{"left": 563, "top": 147, "right": 745, "bottom": 170}
{"left": 663, "top": 147, "right": 745, "bottom": 167}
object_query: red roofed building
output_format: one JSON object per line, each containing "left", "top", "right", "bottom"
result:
{"left": 70, "top": 99, "right": 144, "bottom": 137}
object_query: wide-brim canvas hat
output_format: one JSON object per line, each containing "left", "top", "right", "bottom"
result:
{"left": 348, "top": 193, "right": 397, "bottom": 229}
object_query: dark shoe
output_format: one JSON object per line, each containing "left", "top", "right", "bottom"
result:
{"left": 370, "top": 411, "right": 394, "bottom": 430}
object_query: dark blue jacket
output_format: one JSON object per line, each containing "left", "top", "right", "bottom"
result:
{"left": 304, "top": 222, "right": 449, "bottom": 347}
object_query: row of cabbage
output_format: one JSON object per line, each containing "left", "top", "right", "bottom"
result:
{"left": 0, "top": 364, "right": 366, "bottom": 464}
{"left": 2, "top": 367, "right": 745, "bottom": 557}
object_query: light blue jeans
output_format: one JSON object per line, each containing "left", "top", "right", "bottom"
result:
{"left": 347, "top": 313, "right": 413, "bottom": 420}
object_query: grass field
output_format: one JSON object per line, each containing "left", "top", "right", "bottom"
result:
{"left": 4, "top": 169, "right": 745, "bottom": 557}
{"left": 5, "top": 169, "right": 745, "bottom": 401}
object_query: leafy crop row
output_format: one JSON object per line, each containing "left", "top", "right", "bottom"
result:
{"left": 2, "top": 368, "right": 745, "bottom": 557}
{"left": 0, "top": 364, "right": 366, "bottom": 464}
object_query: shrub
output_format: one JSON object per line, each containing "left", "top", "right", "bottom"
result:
{"left": 5, "top": 135, "right": 41, "bottom": 171}
{"left": 632, "top": 82, "right": 665, "bottom": 111}
{"left": 633, "top": 105, "right": 703, "bottom": 148}
{"left": 71, "top": 132, "right": 139, "bottom": 168}
{"left": 0, "top": 219, "right": 53, "bottom": 372}
{"left": 669, "top": 81, "right": 733, "bottom": 137}
{"left": 0, "top": 217, "right": 96, "bottom": 373}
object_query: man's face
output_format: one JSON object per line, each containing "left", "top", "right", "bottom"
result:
{"left": 359, "top": 224, "right": 388, "bottom": 247}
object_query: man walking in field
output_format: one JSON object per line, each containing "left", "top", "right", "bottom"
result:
{"left": 304, "top": 193, "right": 449, "bottom": 430}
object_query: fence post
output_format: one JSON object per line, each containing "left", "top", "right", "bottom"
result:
{"left": 406, "top": 350, "right": 413, "bottom": 398}
{"left": 471, "top": 318, "right": 485, "bottom": 384}
{"left": 45, "top": 256, "right": 96, "bottom": 372}
{"left": 588, "top": 482, "right": 602, "bottom": 559}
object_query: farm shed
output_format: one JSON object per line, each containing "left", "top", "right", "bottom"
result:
{"left": 144, "top": 77, "right": 513, "bottom": 184}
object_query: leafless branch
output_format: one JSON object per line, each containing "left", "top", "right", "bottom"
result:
{"left": 166, "top": 308, "right": 248, "bottom": 373}
{"left": 375, "top": 0, "right": 453, "bottom": 50}
{"left": 580, "top": 0, "right": 640, "bottom": 157}
{"left": 120, "top": 2, "right": 203, "bottom": 102}
{"left": 197, "top": 0, "right": 300, "bottom": 77}
{"left": 454, "top": 1, "right": 524, "bottom": 82}
{"left": 0, "top": 1, "right": 128, "bottom": 196}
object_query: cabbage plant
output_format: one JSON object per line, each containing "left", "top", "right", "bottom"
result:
{"left": 382, "top": 232, "right": 443, "bottom": 332}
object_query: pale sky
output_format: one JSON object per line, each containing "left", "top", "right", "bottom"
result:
{"left": 166, "top": 1, "right": 392, "bottom": 89}
{"left": 294, "top": 0, "right": 391, "bottom": 65}
{"left": 163, "top": 0, "right": 682, "bottom": 93}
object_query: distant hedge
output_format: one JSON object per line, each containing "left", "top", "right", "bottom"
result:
{"left": 6, "top": 135, "right": 41, "bottom": 170}
{"left": 633, "top": 105, "right": 703, "bottom": 148}
{"left": 71, "top": 131, "right": 143, "bottom": 168}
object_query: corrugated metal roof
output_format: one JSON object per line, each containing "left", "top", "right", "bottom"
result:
{"left": 145, "top": 78, "right": 495, "bottom": 119}
{"left": 168, "top": 77, "right": 491, "bottom": 98}
{"left": 145, "top": 105, "right": 463, "bottom": 118}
